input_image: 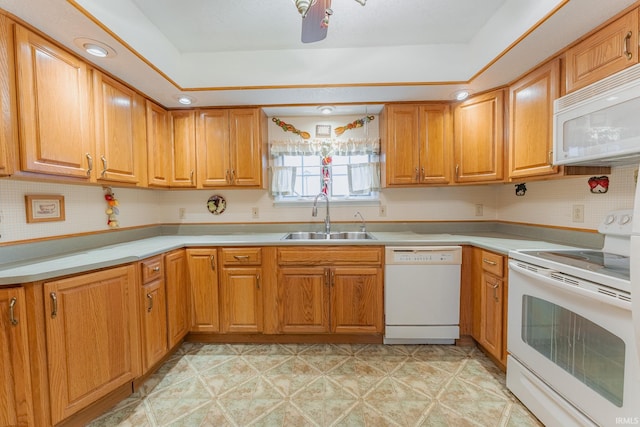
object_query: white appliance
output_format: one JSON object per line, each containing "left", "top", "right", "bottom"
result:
{"left": 554, "top": 63, "right": 640, "bottom": 167}
{"left": 507, "top": 210, "right": 640, "bottom": 426}
{"left": 384, "top": 246, "right": 461, "bottom": 344}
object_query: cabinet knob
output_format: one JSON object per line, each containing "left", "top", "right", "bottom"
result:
{"left": 152, "top": 266, "right": 160, "bottom": 272}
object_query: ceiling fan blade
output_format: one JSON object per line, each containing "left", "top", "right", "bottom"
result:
{"left": 301, "top": 0, "right": 331, "bottom": 43}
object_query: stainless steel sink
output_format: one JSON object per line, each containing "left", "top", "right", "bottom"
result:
{"left": 282, "top": 231, "right": 375, "bottom": 240}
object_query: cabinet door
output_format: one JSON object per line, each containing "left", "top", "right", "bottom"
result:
{"left": 14, "top": 25, "right": 93, "bottom": 179}
{"left": 169, "top": 110, "right": 197, "bottom": 187}
{"left": 197, "top": 109, "right": 231, "bottom": 187}
{"left": 453, "top": 90, "right": 504, "bottom": 183}
{"left": 509, "top": 59, "right": 560, "bottom": 179}
{"left": 229, "top": 108, "right": 264, "bottom": 187}
{"left": 479, "top": 272, "right": 503, "bottom": 362}
{"left": 331, "top": 266, "right": 383, "bottom": 334}
{"left": 165, "top": 249, "right": 190, "bottom": 348}
{"left": 93, "top": 71, "right": 146, "bottom": 184}
{"left": 0, "top": 15, "right": 16, "bottom": 177}
{"left": 565, "top": 9, "right": 639, "bottom": 93}
{"left": 278, "top": 266, "right": 329, "bottom": 333}
{"left": 382, "top": 105, "right": 420, "bottom": 185}
{"left": 146, "top": 101, "right": 171, "bottom": 187}
{"left": 44, "top": 265, "right": 139, "bottom": 424}
{"left": 220, "top": 267, "right": 262, "bottom": 333}
{"left": 419, "top": 104, "right": 451, "bottom": 184}
{"left": 0, "top": 287, "right": 34, "bottom": 427}
{"left": 140, "top": 278, "right": 168, "bottom": 372}
{"left": 187, "top": 248, "right": 220, "bottom": 332}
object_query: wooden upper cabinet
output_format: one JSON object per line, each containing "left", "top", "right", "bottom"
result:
{"left": 93, "top": 71, "right": 146, "bottom": 185}
{"left": 453, "top": 89, "right": 505, "bottom": 183}
{"left": 381, "top": 104, "right": 450, "bottom": 186}
{"left": 565, "top": 8, "right": 639, "bottom": 93}
{"left": 508, "top": 59, "right": 560, "bottom": 179}
{"left": 146, "top": 100, "right": 171, "bottom": 187}
{"left": 197, "top": 108, "right": 265, "bottom": 188}
{"left": 0, "top": 287, "right": 34, "bottom": 427}
{"left": 0, "top": 15, "right": 17, "bottom": 177}
{"left": 14, "top": 25, "right": 93, "bottom": 179}
{"left": 169, "top": 110, "right": 197, "bottom": 187}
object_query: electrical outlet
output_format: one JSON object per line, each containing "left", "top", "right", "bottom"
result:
{"left": 251, "top": 207, "right": 259, "bottom": 219}
{"left": 379, "top": 205, "right": 387, "bottom": 217}
{"left": 179, "top": 208, "right": 186, "bottom": 219}
{"left": 572, "top": 204, "right": 584, "bottom": 223}
{"left": 475, "top": 204, "right": 484, "bottom": 216}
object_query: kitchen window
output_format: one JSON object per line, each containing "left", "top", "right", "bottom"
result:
{"left": 269, "top": 138, "right": 380, "bottom": 202}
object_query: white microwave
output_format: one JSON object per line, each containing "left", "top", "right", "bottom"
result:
{"left": 553, "top": 63, "right": 640, "bottom": 166}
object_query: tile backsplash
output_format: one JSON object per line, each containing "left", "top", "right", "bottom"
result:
{"left": 0, "top": 165, "right": 636, "bottom": 244}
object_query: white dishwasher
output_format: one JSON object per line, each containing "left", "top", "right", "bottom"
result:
{"left": 384, "top": 246, "right": 462, "bottom": 344}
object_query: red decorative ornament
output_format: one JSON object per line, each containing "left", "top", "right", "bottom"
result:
{"left": 588, "top": 176, "right": 609, "bottom": 193}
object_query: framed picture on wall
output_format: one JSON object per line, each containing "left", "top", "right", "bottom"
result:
{"left": 316, "top": 124, "right": 331, "bottom": 137}
{"left": 25, "top": 195, "right": 65, "bottom": 223}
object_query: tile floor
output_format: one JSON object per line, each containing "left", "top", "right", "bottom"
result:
{"left": 87, "top": 343, "right": 542, "bottom": 427}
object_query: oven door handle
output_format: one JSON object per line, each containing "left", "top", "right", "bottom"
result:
{"left": 508, "top": 260, "right": 631, "bottom": 311}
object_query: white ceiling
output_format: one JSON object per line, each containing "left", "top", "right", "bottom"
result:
{"left": 0, "top": 0, "right": 636, "bottom": 112}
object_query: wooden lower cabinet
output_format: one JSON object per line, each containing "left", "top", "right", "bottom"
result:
{"left": 165, "top": 249, "right": 190, "bottom": 348}
{"left": 471, "top": 248, "right": 508, "bottom": 368}
{"left": 276, "top": 247, "right": 383, "bottom": 335}
{"left": 43, "top": 265, "right": 140, "bottom": 425}
{"left": 278, "top": 266, "right": 329, "bottom": 333}
{"left": 187, "top": 248, "right": 220, "bottom": 332}
{"left": 139, "top": 256, "right": 168, "bottom": 373}
{"left": 220, "top": 267, "right": 263, "bottom": 333}
{"left": 0, "top": 286, "right": 34, "bottom": 427}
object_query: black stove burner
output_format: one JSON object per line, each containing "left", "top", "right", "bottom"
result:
{"left": 523, "top": 250, "right": 630, "bottom": 281}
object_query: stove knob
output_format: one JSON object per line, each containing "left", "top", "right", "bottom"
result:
{"left": 619, "top": 214, "right": 631, "bottom": 225}
{"left": 605, "top": 214, "right": 616, "bottom": 225}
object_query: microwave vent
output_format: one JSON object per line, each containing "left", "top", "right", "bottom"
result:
{"left": 556, "top": 63, "right": 640, "bottom": 110}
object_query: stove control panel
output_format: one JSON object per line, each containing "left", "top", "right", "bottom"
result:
{"left": 598, "top": 209, "right": 633, "bottom": 236}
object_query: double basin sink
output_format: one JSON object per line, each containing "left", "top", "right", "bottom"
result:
{"left": 282, "top": 231, "right": 375, "bottom": 240}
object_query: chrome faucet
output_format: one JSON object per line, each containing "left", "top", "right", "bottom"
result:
{"left": 354, "top": 211, "right": 366, "bottom": 232}
{"left": 312, "top": 192, "right": 331, "bottom": 234}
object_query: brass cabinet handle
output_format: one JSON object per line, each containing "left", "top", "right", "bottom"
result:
{"left": 256, "top": 274, "right": 260, "bottom": 289}
{"left": 455, "top": 164, "right": 459, "bottom": 179}
{"left": 210, "top": 255, "right": 216, "bottom": 271}
{"left": 330, "top": 270, "right": 335, "bottom": 287}
{"left": 230, "top": 169, "right": 236, "bottom": 184}
{"left": 152, "top": 266, "right": 160, "bottom": 272}
{"left": 324, "top": 269, "right": 329, "bottom": 286}
{"left": 190, "top": 170, "right": 195, "bottom": 185}
{"left": 492, "top": 282, "right": 500, "bottom": 302}
{"left": 548, "top": 150, "right": 553, "bottom": 165}
{"left": 50, "top": 292, "right": 57, "bottom": 318}
{"left": 624, "top": 31, "right": 633, "bottom": 60}
{"left": 414, "top": 167, "right": 419, "bottom": 182}
{"left": 9, "top": 297, "right": 18, "bottom": 325}
{"left": 146, "top": 293, "right": 153, "bottom": 312}
{"left": 483, "top": 258, "right": 498, "bottom": 266}
{"left": 421, "top": 167, "right": 425, "bottom": 182}
{"left": 86, "top": 153, "right": 93, "bottom": 177}
{"left": 233, "top": 255, "right": 250, "bottom": 262}
{"left": 225, "top": 170, "right": 231, "bottom": 183}
{"left": 100, "top": 155, "right": 108, "bottom": 177}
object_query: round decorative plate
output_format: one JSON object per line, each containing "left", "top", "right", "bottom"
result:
{"left": 207, "top": 195, "right": 226, "bottom": 215}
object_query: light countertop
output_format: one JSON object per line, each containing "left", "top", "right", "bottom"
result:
{"left": 0, "top": 231, "right": 581, "bottom": 286}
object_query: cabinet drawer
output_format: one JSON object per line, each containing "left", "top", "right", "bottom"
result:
{"left": 481, "top": 250, "right": 504, "bottom": 277}
{"left": 277, "top": 247, "right": 383, "bottom": 266}
{"left": 140, "top": 256, "right": 163, "bottom": 283}
{"left": 221, "top": 247, "right": 262, "bottom": 265}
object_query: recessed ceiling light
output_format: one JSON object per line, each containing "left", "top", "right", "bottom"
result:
{"left": 454, "top": 90, "right": 470, "bottom": 101}
{"left": 73, "top": 38, "right": 116, "bottom": 58}
{"left": 175, "top": 95, "right": 195, "bottom": 105}
{"left": 318, "top": 106, "right": 334, "bottom": 114}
